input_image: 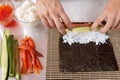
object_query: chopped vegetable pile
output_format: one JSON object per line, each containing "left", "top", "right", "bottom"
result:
{"left": 0, "top": 30, "right": 20, "bottom": 80}
{"left": 0, "top": 3, "right": 13, "bottom": 21}
{"left": 0, "top": 30, "right": 44, "bottom": 80}
{"left": 19, "top": 36, "right": 43, "bottom": 74}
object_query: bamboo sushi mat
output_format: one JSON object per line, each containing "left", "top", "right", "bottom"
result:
{"left": 46, "top": 28, "right": 120, "bottom": 80}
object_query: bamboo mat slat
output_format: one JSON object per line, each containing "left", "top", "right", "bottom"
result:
{"left": 46, "top": 28, "right": 120, "bottom": 80}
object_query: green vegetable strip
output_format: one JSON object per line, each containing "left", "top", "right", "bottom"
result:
{"left": 0, "top": 41, "right": 2, "bottom": 67}
{"left": 65, "top": 26, "right": 102, "bottom": 33}
{"left": 8, "top": 35, "right": 15, "bottom": 76}
{"left": 14, "top": 40, "right": 21, "bottom": 80}
{"left": 1, "top": 35, "right": 9, "bottom": 80}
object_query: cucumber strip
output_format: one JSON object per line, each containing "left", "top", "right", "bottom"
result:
{"left": 1, "top": 35, "right": 9, "bottom": 80}
{"left": 14, "top": 40, "right": 21, "bottom": 80}
{"left": 0, "top": 41, "right": 2, "bottom": 67}
{"left": 4, "top": 30, "right": 10, "bottom": 37}
{"left": 8, "top": 35, "right": 15, "bottom": 77}
{"left": 0, "top": 30, "right": 10, "bottom": 67}
{"left": 65, "top": 26, "right": 102, "bottom": 33}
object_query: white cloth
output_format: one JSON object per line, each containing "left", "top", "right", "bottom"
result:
{"left": 32, "top": 0, "right": 107, "bottom": 22}
{"left": 31, "top": 0, "right": 36, "bottom": 3}
{"left": 61, "top": 0, "right": 107, "bottom": 22}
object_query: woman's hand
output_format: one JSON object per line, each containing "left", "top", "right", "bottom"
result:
{"left": 36, "top": 0, "right": 72, "bottom": 34}
{"left": 91, "top": 0, "right": 120, "bottom": 33}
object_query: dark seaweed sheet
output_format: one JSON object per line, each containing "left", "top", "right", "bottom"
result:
{"left": 59, "top": 36, "right": 119, "bottom": 72}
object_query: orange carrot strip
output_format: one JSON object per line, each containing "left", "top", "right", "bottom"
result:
{"left": 20, "top": 50, "right": 28, "bottom": 74}
{"left": 19, "top": 46, "right": 43, "bottom": 57}
{"left": 19, "top": 36, "right": 43, "bottom": 75}
{"left": 36, "top": 57, "right": 43, "bottom": 69}
{"left": 26, "top": 51, "right": 34, "bottom": 73}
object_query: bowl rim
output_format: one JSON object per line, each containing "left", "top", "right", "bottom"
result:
{"left": 14, "top": 0, "right": 40, "bottom": 23}
{"left": 0, "top": 1, "right": 14, "bottom": 9}
{"left": 0, "top": 2, "right": 14, "bottom": 23}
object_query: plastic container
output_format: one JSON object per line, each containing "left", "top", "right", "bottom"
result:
{"left": 0, "top": 2, "right": 14, "bottom": 26}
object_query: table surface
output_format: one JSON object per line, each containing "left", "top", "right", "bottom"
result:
{"left": 0, "top": 1, "right": 48, "bottom": 80}
{"left": 0, "top": 20, "right": 48, "bottom": 80}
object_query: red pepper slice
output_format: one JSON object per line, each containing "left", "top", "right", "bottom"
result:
{"left": 21, "top": 50, "right": 28, "bottom": 74}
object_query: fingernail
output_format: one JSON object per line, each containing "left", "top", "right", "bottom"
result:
{"left": 69, "top": 24, "right": 73, "bottom": 31}
{"left": 64, "top": 31, "right": 67, "bottom": 34}
{"left": 90, "top": 25, "right": 94, "bottom": 30}
{"left": 111, "top": 28, "right": 114, "bottom": 30}
{"left": 48, "top": 27, "right": 52, "bottom": 29}
{"left": 69, "top": 28, "right": 72, "bottom": 31}
{"left": 99, "top": 30, "right": 104, "bottom": 34}
{"left": 99, "top": 31, "right": 103, "bottom": 34}
{"left": 90, "top": 27, "right": 95, "bottom": 31}
{"left": 90, "top": 27, "right": 93, "bottom": 31}
{"left": 62, "top": 32, "right": 66, "bottom": 35}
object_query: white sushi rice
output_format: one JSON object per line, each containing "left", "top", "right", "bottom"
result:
{"left": 15, "top": 0, "right": 39, "bottom": 22}
{"left": 63, "top": 31, "right": 109, "bottom": 45}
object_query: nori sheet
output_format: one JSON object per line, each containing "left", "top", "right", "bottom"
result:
{"left": 59, "top": 36, "right": 119, "bottom": 72}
